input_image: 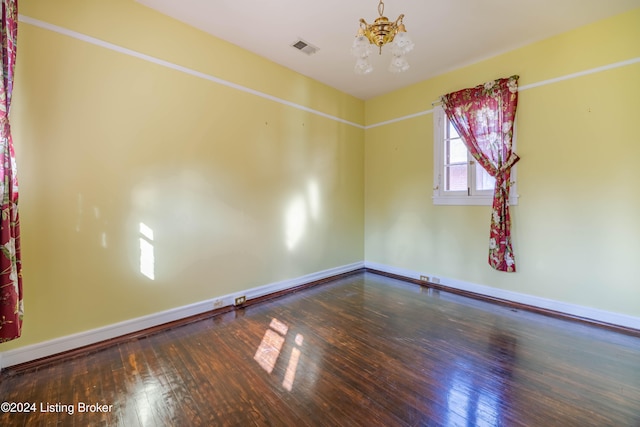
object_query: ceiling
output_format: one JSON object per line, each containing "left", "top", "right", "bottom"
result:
{"left": 136, "top": 0, "right": 640, "bottom": 100}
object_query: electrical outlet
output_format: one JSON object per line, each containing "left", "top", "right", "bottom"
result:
{"left": 431, "top": 277, "right": 441, "bottom": 284}
{"left": 213, "top": 299, "right": 224, "bottom": 309}
{"left": 234, "top": 296, "right": 246, "bottom": 306}
{"left": 420, "top": 275, "right": 429, "bottom": 281}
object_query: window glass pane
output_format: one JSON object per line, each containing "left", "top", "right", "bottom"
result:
{"left": 444, "top": 164, "right": 467, "bottom": 191}
{"left": 448, "top": 121, "right": 460, "bottom": 139}
{"left": 475, "top": 163, "right": 496, "bottom": 191}
{"left": 446, "top": 138, "right": 467, "bottom": 164}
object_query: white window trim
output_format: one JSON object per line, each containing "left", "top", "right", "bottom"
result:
{"left": 432, "top": 105, "right": 519, "bottom": 206}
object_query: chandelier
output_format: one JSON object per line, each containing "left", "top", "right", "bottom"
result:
{"left": 351, "top": 0, "right": 414, "bottom": 74}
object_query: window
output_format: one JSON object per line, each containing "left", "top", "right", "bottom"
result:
{"left": 433, "top": 105, "right": 518, "bottom": 206}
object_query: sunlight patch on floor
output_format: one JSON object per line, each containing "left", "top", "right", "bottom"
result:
{"left": 254, "top": 318, "right": 304, "bottom": 391}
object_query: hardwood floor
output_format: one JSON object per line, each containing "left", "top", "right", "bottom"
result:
{"left": 1, "top": 271, "right": 639, "bottom": 426}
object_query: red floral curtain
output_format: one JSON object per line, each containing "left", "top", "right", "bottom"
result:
{"left": 0, "top": 0, "right": 22, "bottom": 342}
{"left": 441, "top": 76, "right": 520, "bottom": 272}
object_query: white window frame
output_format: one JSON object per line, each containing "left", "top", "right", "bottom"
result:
{"left": 432, "top": 105, "right": 519, "bottom": 206}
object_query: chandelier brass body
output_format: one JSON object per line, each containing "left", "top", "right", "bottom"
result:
{"left": 352, "top": 0, "right": 413, "bottom": 74}
{"left": 358, "top": 0, "right": 407, "bottom": 54}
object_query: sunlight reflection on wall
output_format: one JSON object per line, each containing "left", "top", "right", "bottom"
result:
{"left": 285, "top": 179, "right": 321, "bottom": 251}
{"left": 285, "top": 197, "right": 307, "bottom": 251}
{"left": 139, "top": 222, "right": 155, "bottom": 280}
{"left": 129, "top": 169, "right": 257, "bottom": 283}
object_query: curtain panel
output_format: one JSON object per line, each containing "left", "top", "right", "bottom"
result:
{"left": 441, "top": 75, "right": 520, "bottom": 272}
{"left": 0, "top": 0, "right": 22, "bottom": 342}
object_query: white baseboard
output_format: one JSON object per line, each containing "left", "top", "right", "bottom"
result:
{"left": 5, "top": 259, "right": 636, "bottom": 370}
{"left": 0, "top": 261, "right": 364, "bottom": 369}
{"left": 243, "top": 261, "right": 364, "bottom": 302}
{"left": 365, "top": 261, "right": 640, "bottom": 331}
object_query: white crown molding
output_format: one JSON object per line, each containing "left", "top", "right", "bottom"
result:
{"left": 0, "top": 262, "right": 364, "bottom": 369}
{"left": 17, "top": 15, "right": 365, "bottom": 130}
{"left": 365, "top": 261, "right": 640, "bottom": 331}
{"left": 517, "top": 57, "right": 640, "bottom": 91}
{"left": 18, "top": 16, "right": 638, "bottom": 132}
{"left": 365, "top": 56, "right": 640, "bottom": 130}
{"left": 366, "top": 109, "right": 434, "bottom": 129}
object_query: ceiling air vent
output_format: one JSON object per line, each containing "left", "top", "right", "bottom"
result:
{"left": 291, "top": 39, "right": 319, "bottom": 55}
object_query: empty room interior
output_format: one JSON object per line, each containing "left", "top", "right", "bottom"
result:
{"left": 1, "top": 0, "right": 640, "bottom": 425}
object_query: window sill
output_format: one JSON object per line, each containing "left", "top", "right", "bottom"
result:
{"left": 432, "top": 194, "right": 519, "bottom": 206}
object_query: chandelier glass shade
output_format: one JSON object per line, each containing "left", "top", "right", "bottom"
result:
{"left": 351, "top": 0, "right": 414, "bottom": 74}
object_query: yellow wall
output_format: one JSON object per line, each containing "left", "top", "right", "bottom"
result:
{"left": 5, "top": 1, "right": 640, "bottom": 354}
{"left": 5, "top": 0, "right": 365, "bottom": 350}
{"left": 365, "top": 8, "right": 640, "bottom": 316}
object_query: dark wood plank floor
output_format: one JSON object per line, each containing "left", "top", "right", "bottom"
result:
{"left": 1, "top": 272, "right": 639, "bottom": 426}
